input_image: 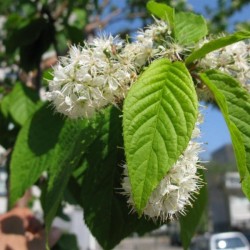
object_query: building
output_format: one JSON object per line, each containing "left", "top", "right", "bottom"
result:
{"left": 207, "top": 144, "right": 250, "bottom": 232}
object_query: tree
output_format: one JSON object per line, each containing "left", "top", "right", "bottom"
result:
{"left": 0, "top": 1, "right": 250, "bottom": 250}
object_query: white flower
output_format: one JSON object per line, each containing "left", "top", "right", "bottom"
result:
{"left": 198, "top": 38, "right": 250, "bottom": 91}
{"left": 122, "top": 41, "right": 154, "bottom": 68}
{"left": 157, "top": 42, "right": 187, "bottom": 61}
{"left": 47, "top": 35, "right": 137, "bottom": 118}
{"left": 122, "top": 18, "right": 181, "bottom": 69}
{"left": 121, "top": 113, "right": 204, "bottom": 221}
{"left": 46, "top": 19, "right": 188, "bottom": 119}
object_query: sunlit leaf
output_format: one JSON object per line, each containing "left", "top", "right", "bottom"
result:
{"left": 123, "top": 58, "right": 198, "bottom": 214}
{"left": 186, "top": 31, "right": 250, "bottom": 66}
{"left": 200, "top": 70, "right": 250, "bottom": 198}
{"left": 146, "top": 1, "right": 174, "bottom": 30}
{"left": 174, "top": 12, "right": 207, "bottom": 45}
{"left": 8, "top": 83, "right": 40, "bottom": 126}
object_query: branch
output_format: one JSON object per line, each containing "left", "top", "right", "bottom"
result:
{"left": 85, "top": 8, "right": 121, "bottom": 33}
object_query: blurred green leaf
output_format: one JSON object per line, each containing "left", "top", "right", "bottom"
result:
{"left": 69, "top": 8, "right": 86, "bottom": 29}
{"left": 19, "top": 20, "right": 55, "bottom": 71}
{"left": 66, "top": 25, "right": 83, "bottom": 44}
{"left": 4, "top": 14, "right": 29, "bottom": 32}
{"left": 52, "top": 234, "right": 79, "bottom": 250}
{"left": 0, "top": 94, "right": 11, "bottom": 118}
{"left": 174, "top": 12, "right": 207, "bottom": 45}
{"left": 7, "top": 83, "right": 40, "bottom": 126}
{"left": 42, "top": 68, "right": 53, "bottom": 86}
{"left": 54, "top": 203, "right": 71, "bottom": 222}
{"left": 146, "top": 1, "right": 175, "bottom": 30}
{"left": 0, "top": 107, "right": 20, "bottom": 148}
{"left": 5, "top": 18, "right": 47, "bottom": 53}
{"left": 55, "top": 32, "right": 69, "bottom": 54}
{"left": 4, "top": 16, "right": 55, "bottom": 71}
{"left": 10, "top": 104, "right": 64, "bottom": 206}
{"left": 236, "top": 22, "right": 250, "bottom": 32}
{"left": 44, "top": 111, "right": 103, "bottom": 230}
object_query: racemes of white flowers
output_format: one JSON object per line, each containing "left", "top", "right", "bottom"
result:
{"left": 122, "top": 19, "right": 170, "bottom": 68}
{"left": 46, "top": 19, "right": 250, "bottom": 118}
{"left": 198, "top": 39, "right": 250, "bottom": 92}
{"left": 46, "top": 19, "right": 186, "bottom": 119}
{"left": 121, "top": 114, "right": 203, "bottom": 221}
{"left": 47, "top": 35, "right": 136, "bottom": 118}
{"left": 123, "top": 18, "right": 185, "bottom": 68}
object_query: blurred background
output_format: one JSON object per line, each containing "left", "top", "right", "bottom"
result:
{"left": 0, "top": 0, "right": 250, "bottom": 249}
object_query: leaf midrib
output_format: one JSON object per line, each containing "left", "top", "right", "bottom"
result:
{"left": 136, "top": 79, "right": 169, "bottom": 209}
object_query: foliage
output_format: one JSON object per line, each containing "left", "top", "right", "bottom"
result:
{"left": 1, "top": 1, "right": 250, "bottom": 250}
{"left": 52, "top": 233, "right": 79, "bottom": 250}
{"left": 200, "top": 71, "right": 250, "bottom": 199}
{"left": 123, "top": 59, "right": 198, "bottom": 214}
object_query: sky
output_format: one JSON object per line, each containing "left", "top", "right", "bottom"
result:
{"left": 188, "top": 0, "right": 250, "bottom": 32}
{"left": 198, "top": 104, "right": 231, "bottom": 160}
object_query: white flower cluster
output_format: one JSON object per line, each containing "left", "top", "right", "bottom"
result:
{"left": 123, "top": 19, "right": 172, "bottom": 68}
{"left": 198, "top": 39, "right": 250, "bottom": 91}
{"left": 47, "top": 19, "right": 185, "bottom": 119}
{"left": 121, "top": 114, "right": 203, "bottom": 221}
{"left": 47, "top": 35, "right": 136, "bottom": 118}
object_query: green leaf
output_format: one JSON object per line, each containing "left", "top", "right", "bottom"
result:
{"left": 52, "top": 234, "right": 79, "bottom": 250}
{"left": 3, "top": 14, "right": 25, "bottom": 31}
{"left": 69, "top": 8, "right": 86, "bottom": 29}
{"left": 4, "top": 16, "right": 55, "bottom": 71}
{"left": 5, "top": 18, "right": 46, "bottom": 53}
{"left": 0, "top": 94, "right": 11, "bottom": 118}
{"left": 174, "top": 12, "right": 207, "bottom": 45}
{"left": 10, "top": 104, "right": 64, "bottom": 206}
{"left": 123, "top": 58, "right": 198, "bottom": 214}
{"left": 42, "top": 68, "right": 53, "bottom": 87}
{"left": 81, "top": 107, "right": 160, "bottom": 250}
{"left": 44, "top": 112, "right": 102, "bottom": 230}
{"left": 19, "top": 20, "right": 55, "bottom": 71}
{"left": 9, "top": 83, "right": 40, "bottom": 126}
{"left": 10, "top": 102, "right": 103, "bottom": 228}
{"left": 180, "top": 171, "right": 207, "bottom": 250}
{"left": 66, "top": 25, "right": 83, "bottom": 44}
{"left": 146, "top": 1, "right": 174, "bottom": 30}
{"left": 185, "top": 31, "right": 250, "bottom": 66}
{"left": 200, "top": 70, "right": 250, "bottom": 198}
